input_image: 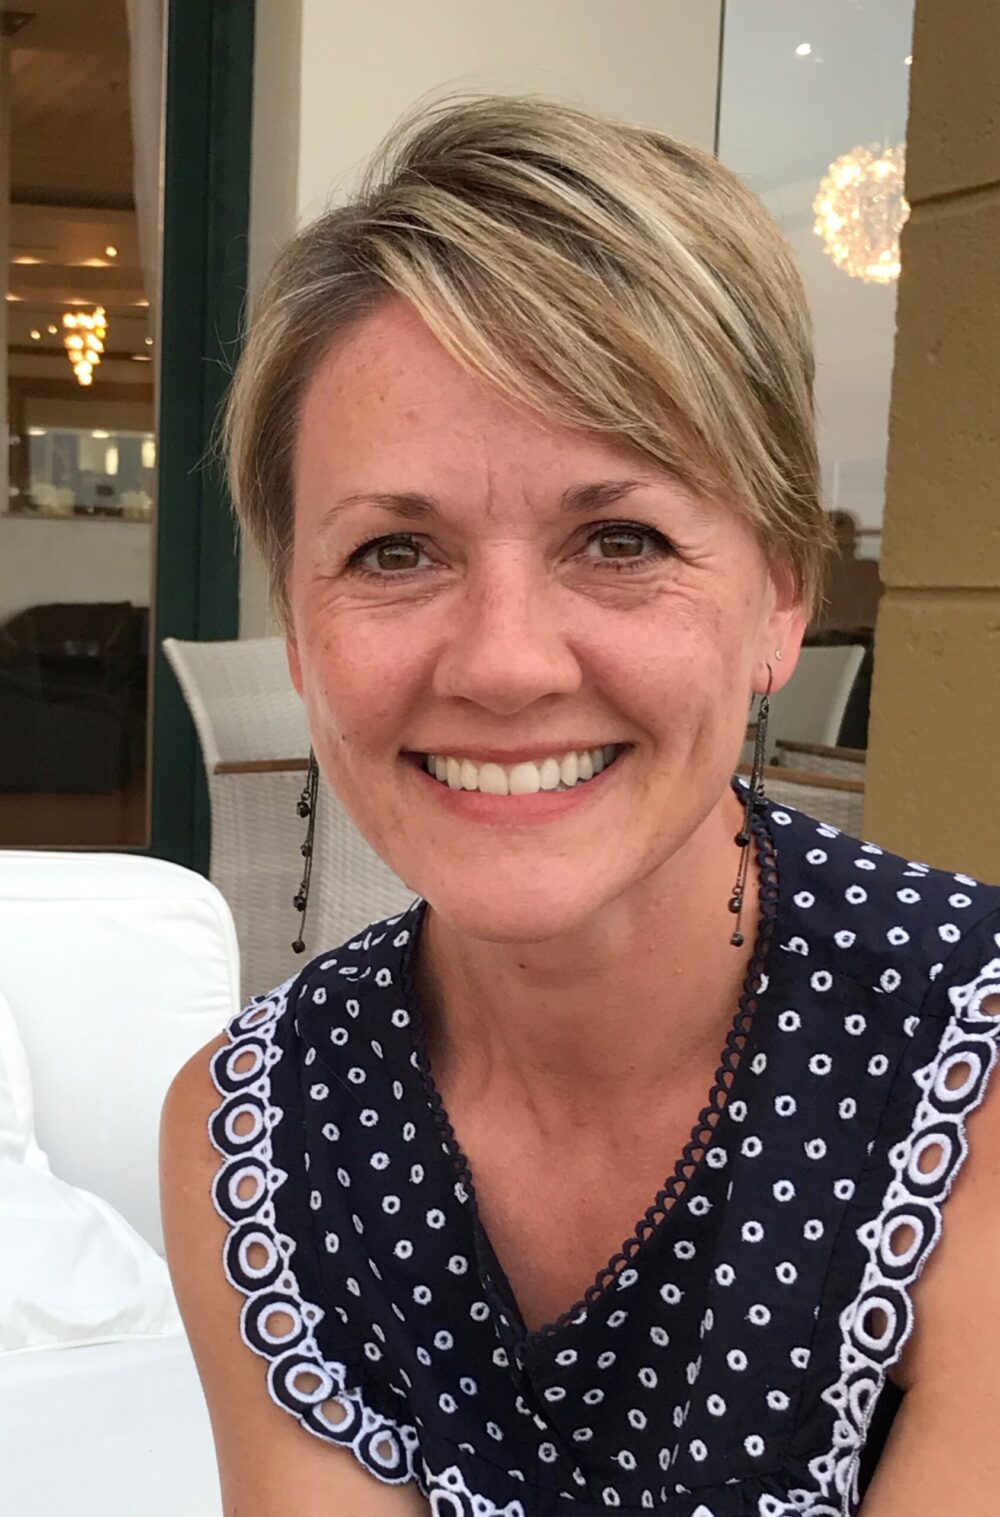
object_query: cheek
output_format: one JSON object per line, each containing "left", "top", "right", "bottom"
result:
{"left": 578, "top": 594, "right": 747, "bottom": 727}
{"left": 294, "top": 610, "right": 427, "bottom": 755}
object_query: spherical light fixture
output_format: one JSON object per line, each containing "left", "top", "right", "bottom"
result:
{"left": 813, "top": 143, "right": 909, "bottom": 284}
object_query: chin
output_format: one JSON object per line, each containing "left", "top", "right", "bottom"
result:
{"left": 408, "top": 859, "right": 622, "bottom": 944}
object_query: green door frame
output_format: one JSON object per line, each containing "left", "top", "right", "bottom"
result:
{"left": 149, "top": 0, "right": 255, "bottom": 872}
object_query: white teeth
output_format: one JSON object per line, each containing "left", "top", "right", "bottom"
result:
{"left": 539, "top": 757, "right": 561, "bottom": 791}
{"left": 477, "top": 763, "right": 509, "bottom": 795}
{"left": 422, "top": 745, "right": 624, "bottom": 795}
{"left": 508, "top": 762, "right": 541, "bottom": 796}
{"left": 460, "top": 758, "right": 478, "bottom": 790}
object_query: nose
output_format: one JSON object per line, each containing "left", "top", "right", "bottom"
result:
{"left": 431, "top": 550, "right": 582, "bottom": 716}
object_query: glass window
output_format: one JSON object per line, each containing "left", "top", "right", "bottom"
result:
{"left": 717, "top": 0, "right": 915, "bottom": 747}
{"left": 2, "top": 4, "right": 161, "bottom": 848}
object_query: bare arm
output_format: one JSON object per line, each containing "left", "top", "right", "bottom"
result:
{"left": 859, "top": 1039, "right": 1000, "bottom": 1514}
{"left": 160, "top": 1033, "right": 428, "bottom": 1516}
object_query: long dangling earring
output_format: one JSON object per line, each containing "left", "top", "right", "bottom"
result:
{"left": 728, "top": 664, "right": 773, "bottom": 948}
{"left": 292, "top": 749, "right": 319, "bottom": 954}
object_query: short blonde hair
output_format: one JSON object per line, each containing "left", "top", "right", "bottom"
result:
{"left": 225, "top": 94, "right": 834, "bottom": 623}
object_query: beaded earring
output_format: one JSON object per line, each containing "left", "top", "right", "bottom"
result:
{"left": 728, "top": 663, "right": 774, "bottom": 948}
{"left": 291, "top": 749, "right": 319, "bottom": 954}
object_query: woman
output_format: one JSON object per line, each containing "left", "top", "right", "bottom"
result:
{"left": 161, "top": 97, "right": 1000, "bottom": 1516}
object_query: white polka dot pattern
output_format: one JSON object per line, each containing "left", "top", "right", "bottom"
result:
{"left": 760, "top": 942, "right": 1000, "bottom": 1517}
{"left": 207, "top": 784, "right": 1000, "bottom": 1516}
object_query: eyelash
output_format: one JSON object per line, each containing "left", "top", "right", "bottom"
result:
{"left": 344, "top": 522, "right": 676, "bottom": 582}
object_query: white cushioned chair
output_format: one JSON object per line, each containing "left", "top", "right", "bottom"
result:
{"left": 0, "top": 850, "right": 238, "bottom": 1517}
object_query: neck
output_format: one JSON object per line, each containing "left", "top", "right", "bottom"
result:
{"left": 413, "top": 785, "right": 764, "bottom": 1127}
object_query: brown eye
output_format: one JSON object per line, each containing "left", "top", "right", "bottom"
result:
{"left": 597, "top": 530, "right": 646, "bottom": 561}
{"left": 374, "top": 540, "right": 421, "bottom": 571}
{"left": 351, "top": 535, "right": 427, "bottom": 574}
{"left": 580, "top": 523, "right": 674, "bottom": 572}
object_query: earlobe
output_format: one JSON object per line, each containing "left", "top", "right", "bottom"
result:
{"left": 763, "top": 561, "right": 808, "bottom": 692}
{"left": 765, "top": 613, "right": 807, "bottom": 693}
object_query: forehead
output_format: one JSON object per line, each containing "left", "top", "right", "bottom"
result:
{"left": 295, "top": 297, "right": 661, "bottom": 495}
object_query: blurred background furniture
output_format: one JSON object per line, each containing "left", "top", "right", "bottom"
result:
{"left": 0, "top": 849, "right": 236, "bottom": 1517}
{"left": 163, "top": 636, "right": 414, "bottom": 1000}
{"left": 764, "top": 642, "right": 867, "bottom": 753}
{"left": 753, "top": 762, "right": 865, "bottom": 835}
{"left": 0, "top": 600, "right": 148, "bottom": 793}
{"left": 738, "top": 636, "right": 870, "bottom": 833}
{"left": 772, "top": 739, "right": 866, "bottom": 783}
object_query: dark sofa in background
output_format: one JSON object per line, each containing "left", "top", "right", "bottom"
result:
{"left": 0, "top": 601, "right": 149, "bottom": 793}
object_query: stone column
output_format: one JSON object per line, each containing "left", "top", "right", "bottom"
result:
{"left": 863, "top": 0, "right": 1000, "bottom": 881}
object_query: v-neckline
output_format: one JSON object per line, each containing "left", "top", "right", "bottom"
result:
{"left": 399, "top": 781, "right": 780, "bottom": 1350}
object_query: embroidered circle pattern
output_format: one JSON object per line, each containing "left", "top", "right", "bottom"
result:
{"left": 207, "top": 786, "right": 1000, "bottom": 1516}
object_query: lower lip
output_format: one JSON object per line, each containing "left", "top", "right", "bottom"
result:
{"left": 403, "top": 751, "right": 627, "bottom": 824}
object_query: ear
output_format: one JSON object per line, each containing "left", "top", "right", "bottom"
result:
{"left": 755, "top": 557, "right": 807, "bottom": 695}
{"left": 286, "top": 634, "right": 304, "bottom": 698}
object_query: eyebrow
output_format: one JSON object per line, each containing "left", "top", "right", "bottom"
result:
{"left": 319, "top": 478, "right": 654, "bottom": 530}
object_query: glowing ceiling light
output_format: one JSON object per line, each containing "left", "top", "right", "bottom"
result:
{"left": 63, "top": 305, "right": 109, "bottom": 385}
{"left": 105, "top": 245, "right": 119, "bottom": 258}
{"left": 813, "top": 143, "right": 909, "bottom": 283}
{"left": 796, "top": 42, "right": 812, "bottom": 56}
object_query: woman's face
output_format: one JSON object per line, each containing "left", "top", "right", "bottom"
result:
{"left": 288, "top": 299, "right": 805, "bottom": 941}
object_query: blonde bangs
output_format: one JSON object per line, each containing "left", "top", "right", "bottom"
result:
{"left": 225, "top": 95, "right": 834, "bottom": 624}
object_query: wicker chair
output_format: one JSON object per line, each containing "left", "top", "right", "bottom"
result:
{"left": 162, "top": 637, "right": 414, "bottom": 999}
{"left": 739, "top": 760, "right": 865, "bottom": 835}
{"left": 773, "top": 739, "right": 866, "bottom": 784}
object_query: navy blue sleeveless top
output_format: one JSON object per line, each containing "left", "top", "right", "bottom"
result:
{"left": 209, "top": 784, "right": 1000, "bottom": 1516}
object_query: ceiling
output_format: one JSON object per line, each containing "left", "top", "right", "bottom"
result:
{"left": 6, "top": 0, "right": 149, "bottom": 364}
{"left": 8, "top": 0, "right": 134, "bottom": 208}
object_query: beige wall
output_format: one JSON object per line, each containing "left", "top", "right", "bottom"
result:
{"left": 240, "top": 0, "right": 723, "bottom": 636}
{"left": 0, "top": 516, "right": 153, "bottom": 623}
{"left": 864, "top": 0, "right": 1000, "bottom": 879}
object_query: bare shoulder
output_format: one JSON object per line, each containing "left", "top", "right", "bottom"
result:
{"left": 893, "top": 1012, "right": 1000, "bottom": 1395}
{"left": 159, "top": 1034, "right": 428, "bottom": 1517}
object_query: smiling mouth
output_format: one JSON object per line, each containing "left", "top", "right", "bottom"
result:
{"left": 408, "top": 744, "right": 630, "bottom": 795}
